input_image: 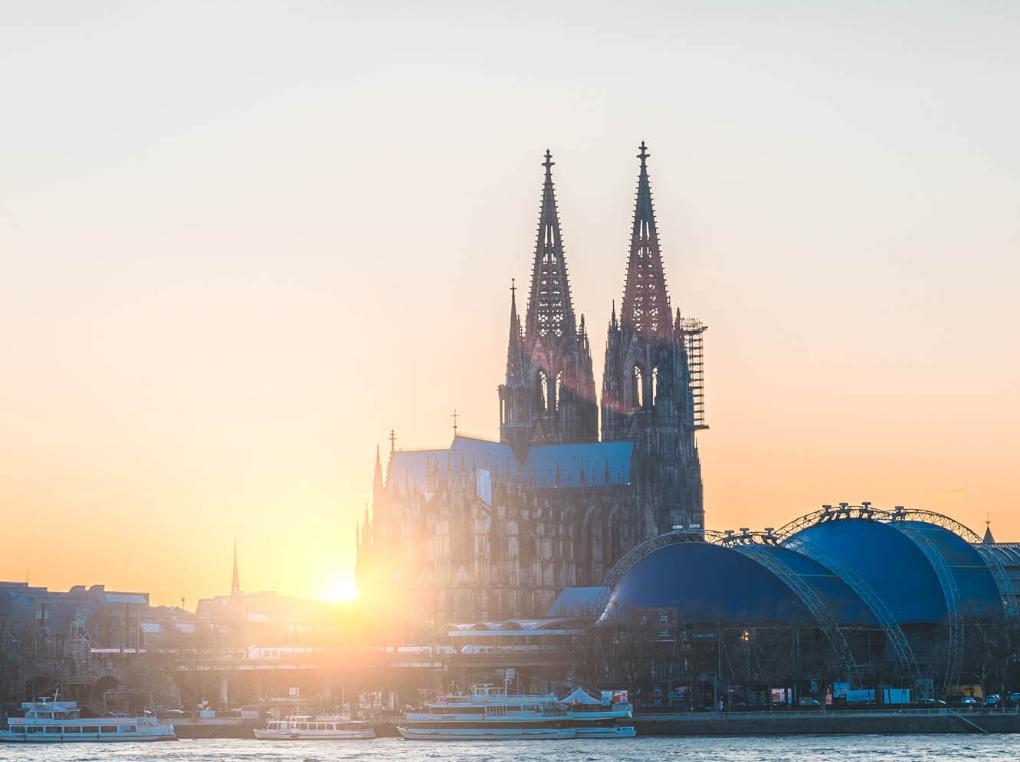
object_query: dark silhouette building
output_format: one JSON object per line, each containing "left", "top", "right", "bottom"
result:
{"left": 356, "top": 144, "right": 707, "bottom": 631}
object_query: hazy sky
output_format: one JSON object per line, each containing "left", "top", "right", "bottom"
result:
{"left": 2, "top": 1, "right": 1019, "bottom": 606}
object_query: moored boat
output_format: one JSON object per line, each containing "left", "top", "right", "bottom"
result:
{"left": 254, "top": 715, "right": 374, "bottom": 740}
{"left": 560, "top": 687, "right": 636, "bottom": 738}
{"left": 397, "top": 685, "right": 574, "bottom": 740}
{"left": 0, "top": 697, "right": 175, "bottom": 743}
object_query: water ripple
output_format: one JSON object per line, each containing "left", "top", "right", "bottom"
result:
{"left": 0, "top": 736, "right": 1013, "bottom": 762}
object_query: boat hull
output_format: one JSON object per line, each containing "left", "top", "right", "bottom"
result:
{"left": 0, "top": 731, "right": 176, "bottom": 743}
{"left": 398, "top": 725, "right": 575, "bottom": 740}
{"left": 574, "top": 725, "right": 636, "bottom": 738}
{"left": 254, "top": 729, "right": 375, "bottom": 740}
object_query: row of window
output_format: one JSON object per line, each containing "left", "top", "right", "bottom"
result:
{"left": 11, "top": 725, "right": 135, "bottom": 734}
{"left": 536, "top": 366, "right": 666, "bottom": 413}
{"left": 275, "top": 722, "right": 366, "bottom": 731}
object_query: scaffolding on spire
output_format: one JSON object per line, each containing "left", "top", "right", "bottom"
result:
{"left": 682, "top": 318, "right": 708, "bottom": 429}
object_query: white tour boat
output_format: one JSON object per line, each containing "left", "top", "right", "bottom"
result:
{"left": 0, "top": 698, "right": 175, "bottom": 743}
{"left": 398, "top": 685, "right": 574, "bottom": 740}
{"left": 560, "top": 687, "right": 636, "bottom": 738}
{"left": 254, "top": 715, "right": 375, "bottom": 740}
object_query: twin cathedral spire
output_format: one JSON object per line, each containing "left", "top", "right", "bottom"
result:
{"left": 500, "top": 142, "right": 705, "bottom": 518}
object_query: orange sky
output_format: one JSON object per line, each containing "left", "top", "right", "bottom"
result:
{"left": 2, "top": 2, "right": 1019, "bottom": 606}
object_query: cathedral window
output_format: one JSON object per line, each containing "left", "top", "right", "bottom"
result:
{"left": 536, "top": 370, "right": 548, "bottom": 412}
{"left": 554, "top": 371, "right": 563, "bottom": 411}
{"left": 633, "top": 365, "right": 644, "bottom": 409}
{"left": 651, "top": 366, "right": 660, "bottom": 408}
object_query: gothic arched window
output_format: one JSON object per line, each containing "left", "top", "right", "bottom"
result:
{"left": 554, "top": 371, "right": 563, "bottom": 412}
{"left": 633, "top": 365, "right": 644, "bottom": 410}
{"left": 536, "top": 370, "right": 548, "bottom": 412}
{"left": 651, "top": 366, "right": 660, "bottom": 408}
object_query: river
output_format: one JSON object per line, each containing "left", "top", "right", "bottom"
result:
{"left": 0, "top": 736, "right": 1015, "bottom": 761}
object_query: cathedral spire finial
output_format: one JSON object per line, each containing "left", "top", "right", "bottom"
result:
{"left": 638, "top": 140, "right": 649, "bottom": 166}
{"left": 542, "top": 148, "right": 554, "bottom": 174}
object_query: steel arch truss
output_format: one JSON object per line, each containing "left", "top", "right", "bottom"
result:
{"left": 774, "top": 502, "right": 1014, "bottom": 619}
{"left": 772, "top": 503, "right": 982, "bottom": 544}
{"left": 597, "top": 529, "right": 719, "bottom": 613}
{"left": 781, "top": 535, "right": 922, "bottom": 682}
{"left": 732, "top": 542, "right": 862, "bottom": 685}
{"left": 892, "top": 522, "right": 963, "bottom": 688}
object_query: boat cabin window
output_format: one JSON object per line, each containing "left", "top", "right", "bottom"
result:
{"left": 46, "top": 726, "right": 61, "bottom": 733}
{"left": 26, "top": 727, "right": 43, "bottom": 734}
{"left": 11, "top": 727, "right": 24, "bottom": 733}
{"left": 101, "top": 726, "right": 117, "bottom": 733}
{"left": 63, "top": 726, "right": 81, "bottom": 733}
{"left": 119, "top": 725, "right": 136, "bottom": 732}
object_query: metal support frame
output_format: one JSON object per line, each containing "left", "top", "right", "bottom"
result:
{"left": 782, "top": 536, "right": 922, "bottom": 681}
{"left": 893, "top": 522, "right": 963, "bottom": 689}
{"left": 974, "top": 545, "right": 1020, "bottom": 618}
{"left": 732, "top": 542, "right": 862, "bottom": 686}
{"left": 681, "top": 319, "right": 707, "bottom": 429}
{"left": 774, "top": 503, "right": 1016, "bottom": 620}
{"left": 596, "top": 529, "right": 716, "bottom": 613}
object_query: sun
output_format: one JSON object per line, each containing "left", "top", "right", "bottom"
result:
{"left": 319, "top": 577, "right": 359, "bottom": 603}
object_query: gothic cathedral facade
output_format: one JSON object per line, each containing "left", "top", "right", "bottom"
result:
{"left": 356, "top": 144, "right": 705, "bottom": 634}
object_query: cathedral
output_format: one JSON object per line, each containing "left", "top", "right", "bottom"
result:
{"left": 356, "top": 144, "right": 707, "bottom": 632}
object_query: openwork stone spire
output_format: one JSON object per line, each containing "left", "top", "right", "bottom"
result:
{"left": 620, "top": 141, "right": 671, "bottom": 338}
{"left": 525, "top": 150, "right": 576, "bottom": 345}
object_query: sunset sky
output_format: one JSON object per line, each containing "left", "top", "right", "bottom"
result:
{"left": 2, "top": 1, "right": 1019, "bottom": 606}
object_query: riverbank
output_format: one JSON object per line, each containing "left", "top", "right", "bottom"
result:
{"left": 634, "top": 707, "right": 1020, "bottom": 735}
{"left": 169, "top": 707, "right": 1020, "bottom": 738}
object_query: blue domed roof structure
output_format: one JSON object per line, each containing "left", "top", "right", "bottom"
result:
{"left": 730, "top": 543, "right": 878, "bottom": 626}
{"left": 592, "top": 506, "right": 1011, "bottom": 690}
{"left": 782, "top": 518, "right": 947, "bottom": 625}
{"left": 601, "top": 541, "right": 818, "bottom": 625}
{"left": 892, "top": 520, "right": 1004, "bottom": 621}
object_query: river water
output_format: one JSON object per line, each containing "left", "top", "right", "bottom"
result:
{"left": 0, "top": 736, "right": 1015, "bottom": 761}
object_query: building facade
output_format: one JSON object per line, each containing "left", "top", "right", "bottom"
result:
{"left": 356, "top": 144, "right": 706, "bottom": 632}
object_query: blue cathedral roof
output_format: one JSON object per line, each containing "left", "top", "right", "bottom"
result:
{"left": 386, "top": 435, "right": 633, "bottom": 493}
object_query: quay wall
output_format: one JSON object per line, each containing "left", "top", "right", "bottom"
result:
{"left": 634, "top": 708, "right": 1020, "bottom": 735}
{"left": 172, "top": 709, "right": 1020, "bottom": 739}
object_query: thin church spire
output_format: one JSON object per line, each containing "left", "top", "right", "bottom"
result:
{"left": 505, "top": 279, "right": 526, "bottom": 385}
{"left": 231, "top": 539, "right": 240, "bottom": 595}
